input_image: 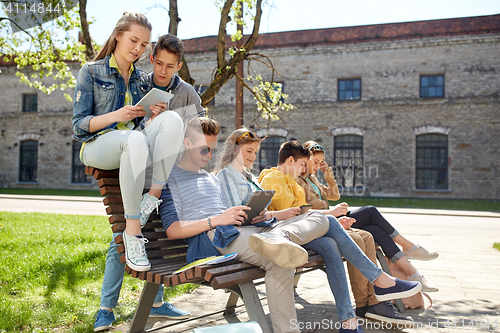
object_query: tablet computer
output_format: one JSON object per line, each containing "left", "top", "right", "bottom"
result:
{"left": 242, "top": 190, "right": 275, "bottom": 226}
{"left": 136, "top": 88, "right": 174, "bottom": 119}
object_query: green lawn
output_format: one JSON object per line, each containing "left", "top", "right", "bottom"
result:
{"left": 0, "top": 212, "right": 196, "bottom": 333}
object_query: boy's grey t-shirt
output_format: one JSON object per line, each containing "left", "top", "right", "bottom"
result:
{"left": 168, "top": 165, "right": 227, "bottom": 222}
{"left": 160, "top": 165, "right": 234, "bottom": 262}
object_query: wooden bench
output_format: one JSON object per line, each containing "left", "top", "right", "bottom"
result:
{"left": 85, "top": 167, "right": 328, "bottom": 333}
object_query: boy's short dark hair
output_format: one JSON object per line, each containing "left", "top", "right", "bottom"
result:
{"left": 278, "top": 140, "right": 311, "bottom": 165}
{"left": 185, "top": 117, "right": 220, "bottom": 140}
{"left": 153, "top": 34, "right": 184, "bottom": 62}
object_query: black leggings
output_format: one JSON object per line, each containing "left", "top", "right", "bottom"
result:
{"left": 347, "top": 206, "right": 404, "bottom": 263}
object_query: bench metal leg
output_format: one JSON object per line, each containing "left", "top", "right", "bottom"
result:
{"left": 223, "top": 286, "right": 243, "bottom": 322}
{"left": 293, "top": 268, "right": 303, "bottom": 289}
{"left": 375, "top": 248, "right": 406, "bottom": 313}
{"left": 129, "top": 281, "right": 160, "bottom": 333}
{"left": 239, "top": 282, "right": 272, "bottom": 333}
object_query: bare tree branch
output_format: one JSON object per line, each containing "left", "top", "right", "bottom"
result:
{"left": 167, "top": 0, "right": 195, "bottom": 85}
{"left": 200, "top": 0, "right": 263, "bottom": 107}
{"left": 168, "top": 0, "right": 180, "bottom": 36}
{"left": 217, "top": 0, "right": 233, "bottom": 69}
{"left": 79, "top": 0, "right": 95, "bottom": 60}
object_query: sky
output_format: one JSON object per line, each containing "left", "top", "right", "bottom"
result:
{"left": 86, "top": 0, "right": 500, "bottom": 44}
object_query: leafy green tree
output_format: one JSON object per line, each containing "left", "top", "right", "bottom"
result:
{"left": 166, "top": 0, "right": 293, "bottom": 123}
{"left": 1, "top": 0, "right": 95, "bottom": 101}
{"left": 2, "top": 0, "right": 292, "bottom": 124}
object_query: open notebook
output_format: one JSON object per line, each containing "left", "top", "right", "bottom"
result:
{"left": 174, "top": 252, "right": 238, "bottom": 274}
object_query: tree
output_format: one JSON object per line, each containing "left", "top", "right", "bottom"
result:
{"left": 0, "top": 0, "right": 95, "bottom": 101}
{"left": 2, "top": 0, "right": 292, "bottom": 125}
{"left": 166, "top": 0, "right": 293, "bottom": 125}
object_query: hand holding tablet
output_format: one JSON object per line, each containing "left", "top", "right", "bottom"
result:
{"left": 135, "top": 88, "right": 174, "bottom": 119}
{"left": 242, "top": 190, "right": 275, "bottom": 226}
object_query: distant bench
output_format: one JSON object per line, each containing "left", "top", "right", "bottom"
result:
{"left": 86, "top": 167, "right": 330, "bottom": 333}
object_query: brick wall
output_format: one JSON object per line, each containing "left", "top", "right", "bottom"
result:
{"left": 0, "top": 16, "right": 498, "bottom": 199}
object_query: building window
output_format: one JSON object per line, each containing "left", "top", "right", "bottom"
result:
{"left": 257, "top": 136, "right": 286, "bottom": 172}
{"left": 420, "top": 75, "right": 444, "bottom": 98}
{"left": 338, "top": 78, "right": 361, "bottom": 101}
{"left": 333, "top": 135, "right": 363, "bottom": 189}
{"left": 22, "top": 94, "right": 38, "bottom": 112}
{"left": 194, "top": 85, "right": 214, "bottom": 106}
{"left": 19, "top": 140, "right": 38, "bottom": 182}
{"left": 72, "top": 141, "right": 91, "bottom": 184}
{"left": 416, "top": 134, "right": 448, "bottom": 189}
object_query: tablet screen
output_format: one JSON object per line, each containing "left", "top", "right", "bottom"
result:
{"left": 242, "top": 190, "right": 275, "bottom": 226}
{"left": 136, "top": 88, "right": 174, "bottom": 119}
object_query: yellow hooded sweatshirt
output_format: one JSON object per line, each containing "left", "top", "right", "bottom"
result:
{"left": 258, "top": 167, "right": 307, "bottom": 211}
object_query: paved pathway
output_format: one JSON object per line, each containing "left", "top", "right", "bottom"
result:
{"left": 111, "top": 210, "right": 500, "bottom": 333}
{"left": 0, "top": 194, "right": 106, "bottom": 216}
{"left": 1, "top": 196, "right": 499, "bottom": 332}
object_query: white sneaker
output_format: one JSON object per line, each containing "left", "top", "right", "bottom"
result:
{"left": 248, "top": 232, "right": 308, "bottom": 268}
{"left": 403, "top": 245, "right": 439, "bottom": 260}
{"left": 123, "top": 232, "right": 151, "bottom": 271}
{"left": 140, "top": 193, "right": 162, "bottom": 228}
{"left": 408, "top": 273, "right": 438, "bottom": 292}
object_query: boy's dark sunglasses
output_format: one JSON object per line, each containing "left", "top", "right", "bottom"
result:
{"left": 199, "top": 146, "right": 218, "bottom": 155}
{"left": 188, "top": 138, "right": 218, "bottom": 155}
{"left": 308, "top": 143, "right": 325, "bottom": 152}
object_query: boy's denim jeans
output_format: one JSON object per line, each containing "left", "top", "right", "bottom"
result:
{"left": 302, "top": 215, "right": 383, "bottom": 322}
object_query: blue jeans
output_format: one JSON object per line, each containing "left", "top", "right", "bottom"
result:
{"left": 302, "top": 215, "right": 383, "bottom": 322}
{"left": 100, "top": 233, "right": 164, "bottom": 308}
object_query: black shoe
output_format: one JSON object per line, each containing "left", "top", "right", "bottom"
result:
{"left": 355, "top": 305, "right": 368, "bottom": 318}
{"left": 365, "top": 301, "right": 413, "bottom": 326}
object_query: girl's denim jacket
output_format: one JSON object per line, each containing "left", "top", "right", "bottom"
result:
{"left": 72, "top": 54, "right": 151, "bottom": 142}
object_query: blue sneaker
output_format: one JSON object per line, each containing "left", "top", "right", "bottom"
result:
{"left": 373, "top": 278, "right": 422, "bottom": 302}
{"left": 149, "top": 302, "right": 191, "bottom": 319}
{"left": 93, "top": 309, "right": 115, "bottom": 332}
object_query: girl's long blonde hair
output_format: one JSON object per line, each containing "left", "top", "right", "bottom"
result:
{"left": 213, "top": 128, "right": 261, "bottom": 174}
{"left": 93, "top": 11, "right": 152, "bottom": 62}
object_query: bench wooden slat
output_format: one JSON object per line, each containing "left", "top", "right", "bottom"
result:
{"left": 109, "top": 215, "right": 125, "bottom": 223}
{"left": 106, "top": 205, "right": 124, "bottom": 215}
{"left": 201, "top": 262, "right": 257, "bottom": 282}
{"left": 101, "top": 186, "right": 121, "bottom": 196}
{"left": 146, "top": 257, "right": 188, "bottom": 280}
{"left": 103, "top": 196, "right": 124, "bottom": 205}
{"left": 141, "top": 247, "right": 189, "bottom": 260}
{"left": 93, "top": 168, "right": 119, "bottom": 179}
{"left": 297, "top": 254, "right": 325, "bottom": 268}
{"left": 111, "top": 223, "right": 125, "bottom": 233}
{"left": 146, "top": 239, "right": 187, "bottom": 249}
{"left": 98, "top": 178, "right": 120, "bottom": 187}
{"left": 210, "top": 268, "right": 266, "bottom": 290}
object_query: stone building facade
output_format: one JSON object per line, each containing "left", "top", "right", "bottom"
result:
{"left": 0, "top": 15, "right": 498, "bottom": 199}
